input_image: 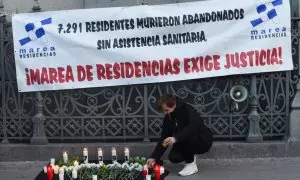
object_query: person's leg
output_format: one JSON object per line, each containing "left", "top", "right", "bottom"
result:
{"left": 180, "top": 143, "right": 195, "bottom": 164}
{"left": 168, "top": 143, "right": 185, "bottom": 164}
{"left": 194, "top": 137, "right": 213, "bottom": 155}
{"left": 168, "top": 140, "right": 196, "bottom": 163}
{"left": 168, "top": 138, "right": 211, "bottom": 176}
{"left": 176, "top": 139, "right": 199, "bottom": 176}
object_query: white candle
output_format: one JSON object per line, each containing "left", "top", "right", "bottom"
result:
{"left": 146, "top": 175, "right": 151, "bottom": 180}
{"left": 43, "top": 166, "right": 47, "bottom": 173}
{"left": 72, "top": 168, "right": 77, "bottom": 179}
{"left": 59, "top": 168, "right": 64, "bottom": 180}
{"left": 59, "top": 173, "right": 64, "bottom": 180}
{"left": 53, "top": 165, "right": 59, "bottom": 174}
{"left": 63, "top": 152, "right": 68, "bottom": 163}
{"left": 83, "top": 148, "right": 88, "bottom": 164}
{"left": 124, "top": 147, "right": 130, "bottom": 161}
{"left": 112, "top": 147, "right": 117, "bottom": 162}
{"left": 50, "top": 158, "right": 55, "bottom": 166}
{"left": 98, "top": 148, "right": 103, "bottom": 156}
{"left": 59, "top": 167, "right": 64, "bottom": 174}
{"left": 92, "top": 175, "right": 98, "bottom": 180}
{"left": 97, "top": 148, "right": 103, "bottom": 164}
{"left": 143, "top": 164, "right": 148, "bottom": 174}
{"left": 74, "top": 160, "right": 79, "bottom": 168}
{"left": 160, "top": 166, "right": 165, "bottom": 174}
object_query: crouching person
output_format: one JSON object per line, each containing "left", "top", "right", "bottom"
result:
{"left": 147, "top": 94, "right": 213, "bottom": 176}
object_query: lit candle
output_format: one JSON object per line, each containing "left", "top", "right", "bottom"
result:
{"left": 83, "top": 148, "right": 88, "bottom": 164}
{"left": 63, "top": 152, "right": 68, "bottom": 163}
{"left": 74, "top": 160, "right": 79, "bottom": 168}
{"left": 160, "top": 166, "right": 165, "bottom": 174}
{"left": 50, "top": 158, "right": 55, "bottom": 166}
{"left": 43, "top": 166, "right": 47, "bottom": 173}
{"left": 92, "top": 175, "right": 97, "bottom": 180}
{"left": 59, "top": 167, "right": 64, "bottom": 180}
{"left": 72, "top": 168, "right": 77, "bottom": 179}
{"left": 53, "top": 165, "right": 60, "bottom": 174}
{"left": 59, "top": 167, "right": 64, "bottom": 174}
{"left": 112, "top": 147, "right": 117, "bottom": 162}
{"left": 124, "top": 147, "right": 130, "bottom": 161}
{"left": 47, "top": 165, "right": 53, "bottom": 180}
{"left": 97, "top": 148, "right": 103, "bottom": 164}
{"left": 142, "top": 164, "right": 148, "bottom": 177}
{"left": 154, "top": 164, "right": 161, "bottom": 180}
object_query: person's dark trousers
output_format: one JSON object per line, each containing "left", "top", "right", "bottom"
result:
{"left": 168, "top": 141, "right": 195, "bottom": 164}
{"left": 168, "top": 138, "right": 212, "bottom": 164}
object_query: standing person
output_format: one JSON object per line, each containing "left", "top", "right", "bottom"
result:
{"left": 147, "top": 94, "right": 213, "bottom": 176}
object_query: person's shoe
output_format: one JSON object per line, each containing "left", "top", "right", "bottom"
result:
{"left": 178, "top": 157, "right": 198, "bottom": 176}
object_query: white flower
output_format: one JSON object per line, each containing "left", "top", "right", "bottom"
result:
{"left": 121, "top": 163, "right": 126, "bottom": 168}
{"left": 77, "top": 165, "right": 84, "bottom": 170}
{"left": 121, "top": 162, "right": 130, "bottom": 168}
{"left": 66, "top": 166, "right": 73, "bottom": 171}
{"left": 98, "top": 163, "right": 104, "bottom": 167}
{"left": 62, "top": 166, "right": 68, "bottom": 171}
{"left": 136, "top": 166, "right": 142, "bottom": 171}
{"left": 123, "top": 163, "right": 130, "bottom": 169}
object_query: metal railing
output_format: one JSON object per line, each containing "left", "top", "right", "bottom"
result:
{"left": 0, "top": 1, "right": 299, "bottom": 144}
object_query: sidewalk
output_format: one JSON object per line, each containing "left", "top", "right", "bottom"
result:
{"left": 165, "top": 158, "right": 300, "bottom": 180}
{"left": 0, "top": 158, "right": 300, "bottom": 180}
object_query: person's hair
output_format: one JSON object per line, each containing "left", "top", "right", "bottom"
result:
{"left": 157, "top": 94, "right": 176, "bottom": 111}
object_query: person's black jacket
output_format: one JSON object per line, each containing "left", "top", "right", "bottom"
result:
{"left": 150, "top": 96, "right": 213, "bottom": 160}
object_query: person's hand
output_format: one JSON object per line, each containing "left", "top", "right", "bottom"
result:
{"left": 163, "top": 137, "right": 176, "bottom": 146}
{"left": 147, "top": 158, "right": 155, "bottom": 168}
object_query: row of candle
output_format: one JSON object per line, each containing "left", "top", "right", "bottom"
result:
{"left": 44, "top": 147, "right": 130, "bottom": 180}
{"left": 44, "top": 165, "right": 65, "bottom": 180}
{"left": 44, "top": 160, "right": 98, "bottom": 179}
{"left": 45, "top": 147, "right": 165, "bottom": 180}
{"left": 45, "top": 164, "right": 165, "bottom": 180}
{"left": 45, "top": 164, "right": 164, "bottom": 180}
{"left": 142, "top": 164, "right": 165, "bottom": 180}
{"left": 62, "top": 147, "right": 130, "bottom": 164}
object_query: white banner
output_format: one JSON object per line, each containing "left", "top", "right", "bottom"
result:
{"left": 12, "top": 0, "right": 292, "bottom": 92}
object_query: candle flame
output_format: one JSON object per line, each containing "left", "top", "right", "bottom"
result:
{"left": 59, "top": 167, "right": 64, "bottom": 173}
{"left": 74, "top": 160, "right": 79, "bottom": 166}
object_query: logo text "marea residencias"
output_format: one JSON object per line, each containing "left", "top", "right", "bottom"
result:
{"left": 19, "top": 46, "right": 56, "bottom": 59}
{"left": 250, "top": 26, "right": 286, "bottom": 40}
